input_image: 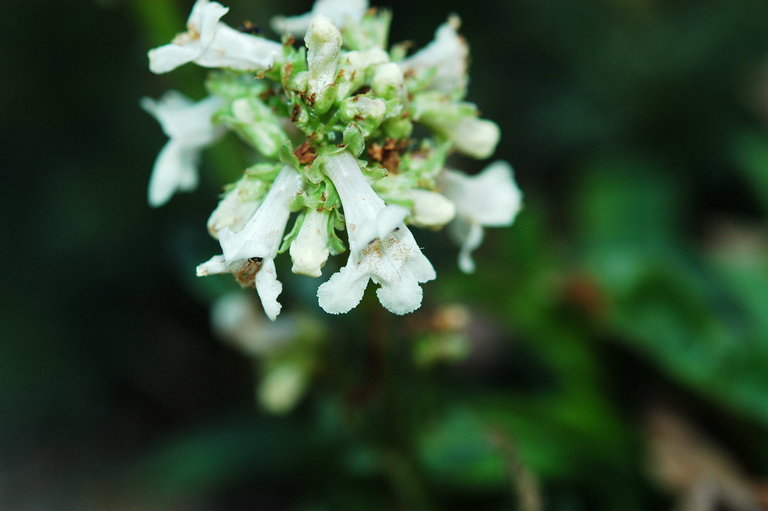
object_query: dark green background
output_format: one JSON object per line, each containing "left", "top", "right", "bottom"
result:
{"left": 3, "top": 0, "right": 768, "bottom": 509}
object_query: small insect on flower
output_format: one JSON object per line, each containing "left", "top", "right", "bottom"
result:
{"left": 145, "top": 0, "right": 522, "bottom": 320}
{"left": 238, "top": 20, "right": 262, "bottom": 35}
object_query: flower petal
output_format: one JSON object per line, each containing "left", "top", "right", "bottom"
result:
{"left": 450, "top": 220, "right": 484, "bottom": 274}
{"left": 271, "top": 0, "right": 368, "bottom": 34}
{"left": 219, "top": 167, "right": 302, "bottom": 262}
{"left": 317, "top": 263, "right": 370, "bottom": 314}
{"left": 400, "top": 16, "right": 468, "bottom": 95}
{"left": 196, "top": 254, "right": 230, "bottom": 276}
{"left": 148, "top": 44, "right": 202, "bottom": 74}
{"left": 148, "top": 141, "right": 199, "bottom": 207}
{"left": 408, "top": 189, "right": 456, "bottom": 228}
{"left": 194, "top": 24, "right": 282, "bottom": 71}
{"left": 440, "top": 162, "right": 522, "bottom": 227}
{"left": 375, "top": 274, "right": 424, "bottom": 315}
{"left": 449, "top": 117, "right": 500, "bottom": 159}
{"left": 255, "top": 258, "right": 283, "bottom": 320}
{"left": 290, "top": 209, "right": 330, "bottom": 277}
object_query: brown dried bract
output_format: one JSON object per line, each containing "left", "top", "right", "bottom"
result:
{"left": 367, "top": 138, "right": 408, "bottom": 173}
{"left": 258, "top": 87, "right": 275, "bottom": 102}
{"left": 294, "top": 140, "right": 317, "bottom": 165}
{"left": 233, "top": 258, "right": 262, "bottom": 288}
{"left": 290, "top": 103, "right": 301, "bottom": 122}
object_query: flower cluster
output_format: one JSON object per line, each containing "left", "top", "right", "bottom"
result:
{"left": 144, "top": 0, "right": 522, "bottom": 320}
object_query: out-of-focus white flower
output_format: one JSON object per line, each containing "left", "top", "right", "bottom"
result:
{"left": 412, "top": 93, "right": 500, "bottom": 159}
{"left": 210, "top": 292, "right": 326, "bottom": 414}
{"left": 259, "top": 363, "right": 307, "bottom": 414}
{"left": 198, "top": 167, "right": 303, "bottom": 320}
{"left": 438, "top": 161, "right": 522, "bottom": 273}
{"left": 407, "top": 189, "right": 456, "bottom": 228}
{"left": 271, "top": 0, "right": 369, "bottom": 35}
{"left": 148, "top": 0, "right": 282, "bottom": 74}
{"left": 211, "top": 292, "right": 299, "bottom": 355}
{"left": 400, "top": 15, "right": 468, "bottom": 96}
{"left": 141, "top": 91, "right": 224, "bottom": 207}
{"left": 446, "top": 117, "right": 500, "bottom": 159}
{"left": 305, "top": 16, "right": 343, "bottom": 114}
{"left": 317, "top": 151, "right": 435, "bottom": 315}
{"left": 344, "top": 48, "right": 390, "bottom": 70}
{"left": 290, "top": 209, "right": 331, "bottom": 277}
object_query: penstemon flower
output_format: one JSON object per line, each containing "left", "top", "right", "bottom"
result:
{"left": 145, "top": 0, "right": 522, "bottom": 320}
{"left": 438, "top": 161, "right": 523, "bottom": 274}
{"left": 142, "top": 91, "right": 224, "bottom": 206}
{"left": 148, "top": 0, "right": 282, "bottom": 74}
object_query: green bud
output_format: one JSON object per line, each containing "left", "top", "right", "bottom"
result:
{"left": 372, "top": 62, "right": 405, "bottom": 99}
{"left": 383, "top": 116, "right": 413, "bottom": 139}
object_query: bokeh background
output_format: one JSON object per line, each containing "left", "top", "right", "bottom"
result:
{"left": 4, "top": 0, "right": 768, "bottom": 509}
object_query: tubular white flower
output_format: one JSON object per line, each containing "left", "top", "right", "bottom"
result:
{"left": 438, "top": 161, "right": 522, "bottom": 273}
{"left": 290, "top": 209, "right": 331, "bottom": 277}
{"left": 211, "top": 292, "right": 299, "bottom": 356}
{"left": 141, "top": 91, "right": 224, "bottom": 207}
{"left": 412, "top": 93, "right": 500, "bottom": 159}
{"left": 317, "top": 151, "right": 436, "bottom": 315}
{"left": 148, "top": 0, "right": 282, "bottom": 74}
{"left": 271, "top": 0, "right": 368, "bottom": 35}
{"left": 198, "top": 167, "right": 303, "bottom": 320}
{"left": 207, "top": 177, "right": 266, "bottom": 238}
{"left": 407, "top": 189, "right": 456, "bottom": 228}
{"left": 400, "top": 15, "right": 469, "bottom": 96}
{"left": 344, "top": 48, "right": 390, "bottom": 70}
{"left": 447, "top": 117, "right": 500, "bottom": 159}
{"left": 218, "top": 167, "right": 303, "bottom": 262}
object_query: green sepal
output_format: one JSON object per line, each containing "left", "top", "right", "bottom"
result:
{"left": 389, "top": 42, "right": 409, "bottom": 62}
{"left": 362, "top": 163, "right": 389, "bottom": 179}
{"left": 305, "top": 155, "right": 326, "bottom": 184}
{"left": 320, "top": 178, "right": 342, "bottom": 211}
{"left": 278, "top": 211, "right": 306, "bottom": 254}
{"left": 327, "top": 217, "right": 347, "bottom": 256}
{"left": 382, "top": 196, "right": 414, "bottom": 210}
{"left": 205, "top": 70, "right": 267, "bottom": 100}
{"left": 245, "top": 162, "right": 282, "bottom": 181}
{"left": 342, "top": 124, "right": 366, "bottom": 156}
{"left": 278, "top": 142, "right": 301, "bottom": 169}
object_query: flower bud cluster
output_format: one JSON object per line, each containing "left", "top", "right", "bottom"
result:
{"left": 144, "top": 0, "right": 522, "bottom": 320}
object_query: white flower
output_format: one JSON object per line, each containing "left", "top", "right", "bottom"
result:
{"left": 412, "top": 93, "right": 500, "bottom": 159}
{"left": 148, "top": 0, "right": 282, "bottom": 74}
{"left": 317, "top": 151, "right": 436, "bottom": 315}
{"left": 438, "top": 161, "right": 522, "bottom": 273}
{"left": 400, "top": 15, "right": 468, "bottom": 96}
{"left": 141, "top": 91, "right": 224, "bottom": 207}
{"left": 211, "top": 292, "right": 299, "bottom": 356}
{"left": 290, "top": 209, "right": 331, "bottom": 277}
{"left": 207, "top": 177, "right": 266, "bottom": 238}
{"left": 271, "top": 0, "right": 368, "bottom": 35}
{"left": 446, "top": 117, "right": 500, "bottom": 159}
{"left": 407, "top": 189, "right": 456, "bottom": 228}
{"left": 197, "top": 167, "right": 304, "bottom": 320}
